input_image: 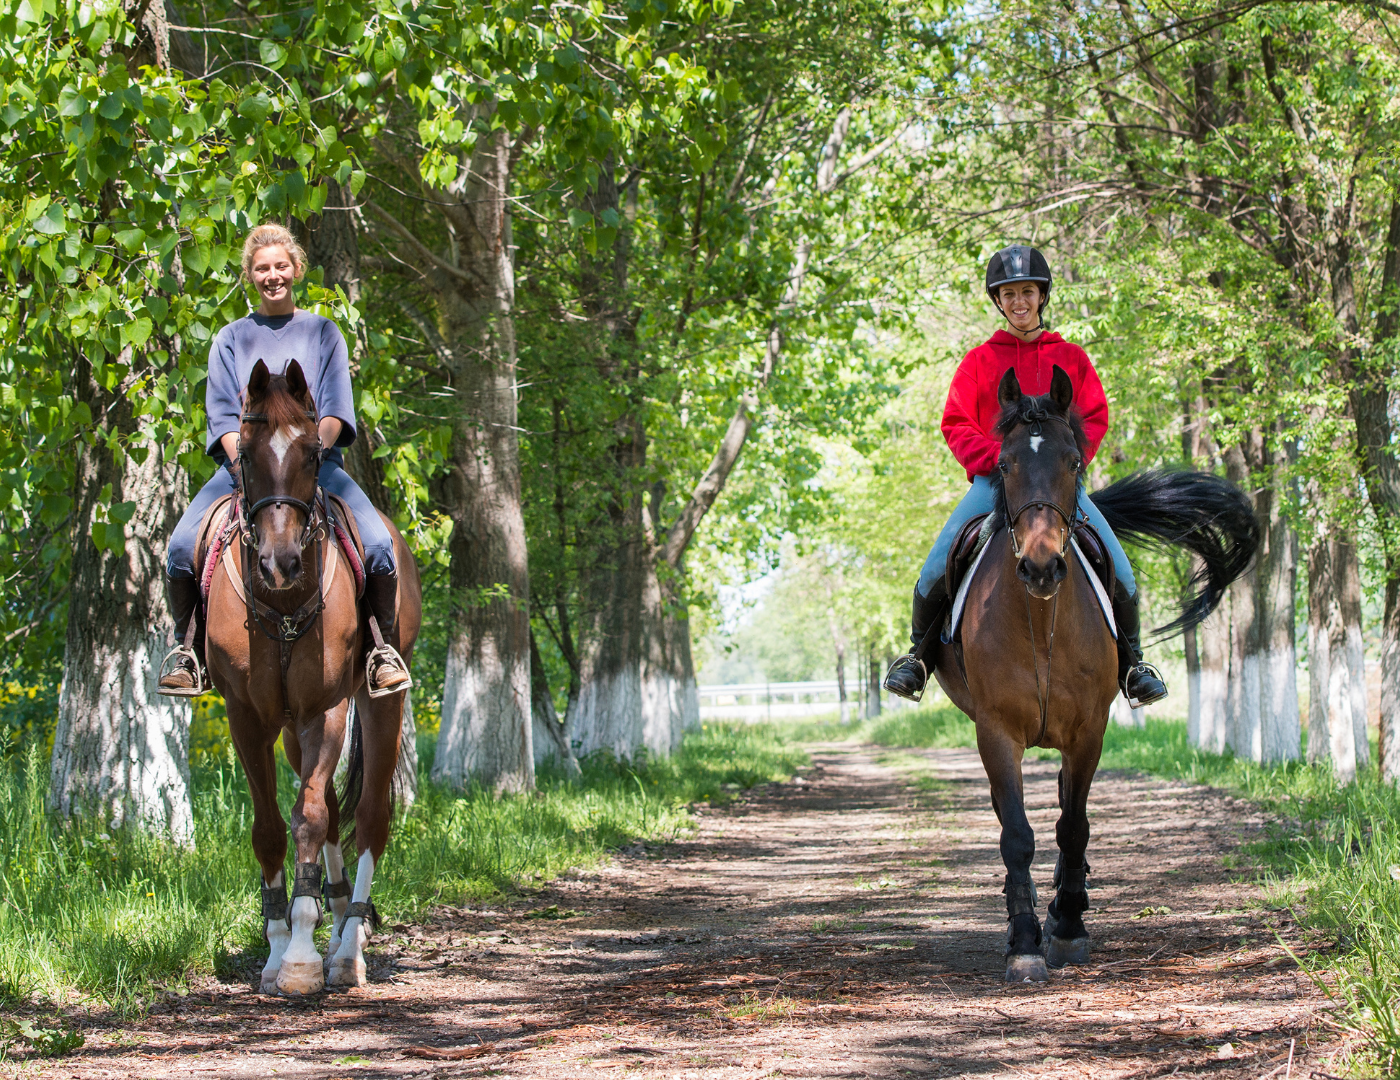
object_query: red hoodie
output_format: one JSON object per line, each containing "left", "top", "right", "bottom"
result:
{"left": 941, "top": 329, "right": 1109, "bottom": 481}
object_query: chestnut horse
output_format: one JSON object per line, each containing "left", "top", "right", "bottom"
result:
{"left": 206, "top": 359, "right": 421, "bottom": 995}
{"left": 931, "top": 366, "right": 1258, "bottom": 982}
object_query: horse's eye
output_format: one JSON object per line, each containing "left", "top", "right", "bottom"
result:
{"left": 998, "top": 460, "right": 1010, "bottom": 475}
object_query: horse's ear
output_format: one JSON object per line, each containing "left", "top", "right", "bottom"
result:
{"left": 284, "top": 359, "right": 311, "bottom": 403}
{"left": 1049, "top": 365, "right": 1073, "bottom": 412}
{"left": 247, "top": 359, "right": 270, "bottom": 400}
{"left": 998, "top": 367, "right": 1023, "bottom": 408}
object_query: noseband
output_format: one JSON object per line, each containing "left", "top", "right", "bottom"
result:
{"left": 237, "top": 409, "right": 328, "bottom": 550}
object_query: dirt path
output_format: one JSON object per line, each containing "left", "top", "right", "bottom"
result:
{"left": 45, "top": 745, "right": 1339, "bottom": 1079}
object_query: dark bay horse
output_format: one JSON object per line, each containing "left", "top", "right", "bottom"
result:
{"left": 932, "top": 365, "right": 1257, "bottom": 983}
{"left": 206, "top": 359, "right": 421, "bottom": 995}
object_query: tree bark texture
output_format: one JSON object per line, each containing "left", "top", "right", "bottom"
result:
{"left": 1306, "top": 536, "right": 1367, "bottom": 783}
{"left": 530, "top": 628, "right": 579, "bottom": 774}
{"left": 50, "top": 357, "right": 193, "bottom": 842}
{"left": 1186, "top": 606, "right": 1230, "bottom": 753}
{"left": 1252, "top": 431, "right": 1301, "bottom": 763}
{"left": 373, "top": 115, "right": 533, "bottom": 793}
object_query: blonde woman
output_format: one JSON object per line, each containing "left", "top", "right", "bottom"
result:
{"left": 158, "top": 223, "right": 411, "bottom": 698}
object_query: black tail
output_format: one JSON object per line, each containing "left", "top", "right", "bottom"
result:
{"left": 1090, "top": 469, "right": 1259, "bottom": 637}
{"left": 338, "top": 699, "right": 364, "bottom": 849}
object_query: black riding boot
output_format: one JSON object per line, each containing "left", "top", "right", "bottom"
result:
{"left": 883, "top": 582, "right": 949, "bottom": 702}
{"left": 157, "top": 574, "right": 208, "bottom": 697}
{"left": 363, "top": 573, "right": 412, "bottom": 698}
{"left": 1112, "top": 584, "right": 1167, "bottom": 708}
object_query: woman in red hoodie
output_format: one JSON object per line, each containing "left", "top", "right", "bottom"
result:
{"left": 883, "top": 245, "right": 1167, "bottom": 708}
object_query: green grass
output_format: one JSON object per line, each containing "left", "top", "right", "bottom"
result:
{"left": 787, "top": 704, "right": 1399, "bottom": 1075}
{"left": 0, "top": 720, "right": 805, "bottom": 1017}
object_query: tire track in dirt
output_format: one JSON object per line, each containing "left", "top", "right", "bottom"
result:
{"left": 44, "top": 744, "right": 1338, "bottom": 1079}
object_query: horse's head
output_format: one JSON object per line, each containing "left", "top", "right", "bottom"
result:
{"left": 239, "top": 359, "right": 323, "bottom": 590}
{"left": 995, "top": 365, "right": 1086, "bottom": 600}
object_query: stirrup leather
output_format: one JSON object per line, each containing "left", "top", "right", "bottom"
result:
{"left": 1121, "top": 661, "right": 1167, "bottom": 709}
{"left": 882, "top": 653, "right": 927, "bottom": 703}
{"left": 156, "top": 644, "right": 208, "bottom": 698}
{"left": 365, "top": 643, "right": 412, "bottom": 699}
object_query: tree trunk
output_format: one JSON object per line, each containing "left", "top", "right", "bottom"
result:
{"left": 865, "top": 651, "right": 881, "bottom": 719}
{"left": 1307, "top": 536, "right": 1365, "bottom": 782}
{"left": 429, "top": 120, "right": 534, "bottom": 792}
{"left": 308, "top": 179, "right": 420, "bottom": 804}
{"left": 834, "top": 635, "right": 849, "bottom": 724}
{"left": 1255, "top": 431, "right": 1301, "bottom": 764}
{"left": 49, "top": 357, "right": 193, "bottom": 843}
{"left": 1188, "top": 604, "right": 1230, "bottom": 753}
{"left": 1224, "top": 442, "right": 1262, "bottom": 761}
{"left": 531, "top": 628, "right": 579, "bottom": 775}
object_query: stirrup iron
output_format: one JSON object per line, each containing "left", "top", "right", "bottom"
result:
{"left": 156, "top": 644, "right": 208, "bottom": 698}
{"left": 1121, "top": 661, "right": 1167, "bottom": 709}
{"left": 882, "top": 654, "right": 927, "bottom": 703}
{"left": 365, "top": 643, "right": 412, "bottom": 699}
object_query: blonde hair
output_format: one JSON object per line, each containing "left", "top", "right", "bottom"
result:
{"left": 241, "top": 223, "right": 307, "bottom": 281}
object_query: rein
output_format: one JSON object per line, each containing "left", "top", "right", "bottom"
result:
{"left": 235, "top": 406, "right": 332, "bottom": 724}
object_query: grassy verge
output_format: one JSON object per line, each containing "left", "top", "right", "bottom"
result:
{"left": 0, "top": 721, "right": 804, "bottom": 1018}
{"left": 783, "top": 702, "right": 1397, "bottom": 1073}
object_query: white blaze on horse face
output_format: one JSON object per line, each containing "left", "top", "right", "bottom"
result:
{"left": 268, "top": 425, "right": 303, "bottom": 465}
{"left": 1029, "top": 435, "right": 1044, "bottom": 454}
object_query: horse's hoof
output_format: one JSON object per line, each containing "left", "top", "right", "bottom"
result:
{"left": 327, "top": 957, "right": 366, "bottom": 987}
{"left": 1005, "top": 954, "right": 1049, "bottom": 983}
{"left": 276, "top": 959, "right": 325, "bottom": 995}
{"left": 259, "top": 974, "right": 280, "bottom": 995}
{"left": 1046, "top": 935, "right": 1091, "bottom": 968}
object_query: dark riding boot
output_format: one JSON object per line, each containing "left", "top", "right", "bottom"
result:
{"left": 363, "top": 573, "right": 412, "bottom": 699}
{"left": 157, "top": 574, "right": 209, "bottom": 697}
{"left": 883, "top": 582, "right": 949, "bottom": 702}
{"left": 1112, "top": 584, "right": 1167, "bottom": 709}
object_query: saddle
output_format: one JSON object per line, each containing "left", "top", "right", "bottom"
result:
{"left": 942, "top": 512, "right": 1116, "bottom": 644}
{"left": 194, "top": 492, "right": 367, "bottom": 606}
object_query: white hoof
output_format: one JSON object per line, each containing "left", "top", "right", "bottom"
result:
{"left": 276, "top": 958, "right": 325, "bottom": 996}
{"left": 260, "top": 973, "right": 280, "bottom": 995}
{"left": 327, "top": 956, "right": 366, "bottom": 987}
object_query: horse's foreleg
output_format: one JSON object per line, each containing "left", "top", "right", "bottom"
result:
{"left": 322, "top": 782, "right": 350, "bottom": 957}
{"left": 1046, "top": 732, "right": 1102, "bottom": 968}
{"left": 276, "top": 700, "right": 349, "bottom": 996}
{"left": 227, "top": 706, "right": 289, "bottom": 995}
{"left": 329, "top": 689, "right": 402, "bottom": 988}
{"left": 976, "top": 725, "right": 1047, "bottom": 983}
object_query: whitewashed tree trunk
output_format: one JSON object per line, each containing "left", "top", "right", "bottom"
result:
{"left": 1257, "top": 436, "right": 1300, "bottom": 764}
{"left": 1225, "top": 445, "right": 1262, "bottom": 761}
{"left": 1307, "top": 537, "right": 1367, "bottom": 782}
{"left": 530, "top": 629, "right": 579, "bottom": 775}
{"left": 422, "top": 119, "right": 533, "bottom": 793}
{"left": 1187, "top": 603, "right": 1230, "bottom": 752}
{"left": 50, "top": 359, "right": 193, "bottom": 843}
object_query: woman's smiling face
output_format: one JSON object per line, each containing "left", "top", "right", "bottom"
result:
{"left": 249, "top": 243, "right": 299, "bottom": 313}
{"left": 996, "top": 281, "right": 1043, "bottom": 333}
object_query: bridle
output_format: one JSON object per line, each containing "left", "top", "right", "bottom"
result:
{"left": 236, "top": 408, "right": 328, "bottom": 551}
{"left": 234, "top": 405, "right": 333, "bottom": 724}
{"left": 1000, "top": 406, "right": 1084, "bottom": 749}
{"left": 1003, "top": 410, "right": 1082, "bottom": 562}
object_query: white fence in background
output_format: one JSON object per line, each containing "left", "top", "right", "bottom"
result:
{"left": 699, "top": 679, "right": 884, "bottom": 721}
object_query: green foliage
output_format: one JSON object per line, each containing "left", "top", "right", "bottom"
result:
{"left": 0, "top": 721, "right": 800, "bottom": 1010}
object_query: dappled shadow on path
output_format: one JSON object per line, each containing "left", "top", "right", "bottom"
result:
{"left": 47, "top": 739, "right": 1333, "bottom": 1080}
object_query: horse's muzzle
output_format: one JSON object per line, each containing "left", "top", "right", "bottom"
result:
{"left": 1017, "top": 554, "right": 1067, "bottom": 598}
{"left": 260, "top": 549, "right": 304, "bottom": 590}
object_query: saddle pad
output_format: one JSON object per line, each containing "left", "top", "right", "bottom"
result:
{"left": 198, "top": 496, "right": 238, "bottom": 602}
{"left": 945, "top": 533, "right": 995, "bottom": 644}
{"left": 946, "top": 534, "right": 1117, "bottom": 642}
{"left": 1071, "top": 537, "right": 1117, "bottom": 639}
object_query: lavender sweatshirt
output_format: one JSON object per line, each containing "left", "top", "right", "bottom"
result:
{"left": 205, "top": 309, "right": 356, "bottom": 463}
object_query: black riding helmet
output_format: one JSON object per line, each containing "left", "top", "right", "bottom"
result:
{"left": 986, "top": 245, "right": 1053, "bottom": 323}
